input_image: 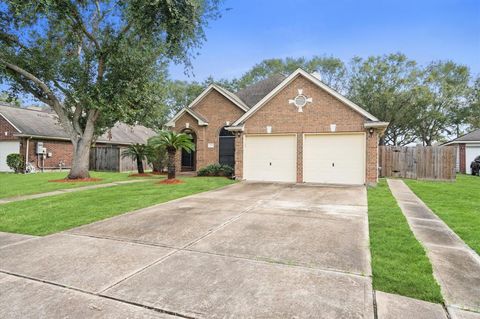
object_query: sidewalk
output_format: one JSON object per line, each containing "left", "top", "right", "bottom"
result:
{"left": 0, "top": 179, "right": 149, "bottom": 205}
{"left": 387, "top": 179, "right": 480, "bottom": 316}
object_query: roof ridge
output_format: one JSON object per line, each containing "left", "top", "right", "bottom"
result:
{"left": 0, "top": 103, "right": 54, "bottom": 115}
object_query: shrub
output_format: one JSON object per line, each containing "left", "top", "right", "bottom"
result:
{"left": 6, "top": 153, "right": 24, "bottom": 173}
{"left": 197, "top": 163, "right": 234, "bottom": 177}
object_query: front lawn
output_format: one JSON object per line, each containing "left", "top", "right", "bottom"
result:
{"left": 0, "top": 177, "right": 235, "bottom": 235}
{"left": 368, "top": 179, "right": 443, "bottom": 303}
{"left": 0, "top": 171, "right": 160, "bottom": 199}
{"left": 405, "top": 174, "right": 480, "bottom": 255}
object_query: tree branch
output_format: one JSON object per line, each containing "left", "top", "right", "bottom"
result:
{"left": 67, "top": 1, "right": 101, "bottom": 51}
{"left": 1, "top": 58, "right": 78, "bottom": 141}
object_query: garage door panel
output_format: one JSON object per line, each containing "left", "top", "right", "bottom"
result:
{"left": 0, "top": 141, "right": 20, "bottom": 172}
{"left": 244, "top": 135, "right": 296, "bottom": 182}
{"left": 303, "top": 134, "right": 365, "bottom": 185}
{"left": 466, "top": 145, "right": 480, "bottom": 174}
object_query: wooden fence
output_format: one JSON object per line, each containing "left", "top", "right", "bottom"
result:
{"left": 89, "top": 146, "right": 149, "bottom": 172}
{"left": 379, "top": 146, "right": 456, "bottom": 180}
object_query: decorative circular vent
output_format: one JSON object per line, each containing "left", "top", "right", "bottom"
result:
{"left": 288, "top": 89, "right": 312, "bottom": 112}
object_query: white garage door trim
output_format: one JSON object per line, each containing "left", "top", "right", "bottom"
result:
{"left": 243, "top": 134, "right": 297, "bottom": 183}
{"left": 303, "top": 132, "right": 366, "bottom": 185}
{"left": 0, "top": 141, "right": 20, "bottom": 172}
{"left": 466, "top": 144, "right": 480, "bottom": 174}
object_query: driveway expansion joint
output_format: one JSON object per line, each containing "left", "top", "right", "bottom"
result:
{"left": 0, "top": 269, "right": 196, "bottom": 319}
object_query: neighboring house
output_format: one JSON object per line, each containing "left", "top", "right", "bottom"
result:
{"left": 166, "top": 68, "right": 388, "bottom": 185}
{"left": 0, "top": 103, "right": 156, "bottom": 172}
{"left": 444, "top": 129, "right": 480, "bottom": 174}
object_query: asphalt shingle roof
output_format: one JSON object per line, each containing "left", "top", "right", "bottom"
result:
{"left": 452, "top": 129, "right": 480, "bottom": 142}
{"left": 0, "top": 103, "right": 156, "bottom": 145}
{"left": 234, "top": 74, "right": 286, "bottom": 108}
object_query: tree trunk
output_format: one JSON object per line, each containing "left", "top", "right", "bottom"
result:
{"left": 68, "top": 139, "right": 92, "bottom": 179}
{"left": 136, "top": 156, "right": 144, "bottom": 174}
{"left": 167, "top": 151, "right": 176, "bottom": 180}
{"left": 152, "top": 161, "right": 162, "bottom": 173}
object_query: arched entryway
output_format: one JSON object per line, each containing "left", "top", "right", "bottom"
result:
{"left": 219, "top": 127, "right": 235, "bottom": 168}
{"left": 181, "top": 129, "right": 196, "bottom": 171}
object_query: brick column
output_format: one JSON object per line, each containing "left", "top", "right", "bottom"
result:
{"left": 459, "top": 143, "right": 466, "bottom": 174}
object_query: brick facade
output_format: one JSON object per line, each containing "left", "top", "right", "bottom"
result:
{"left": 459, "top": 143, "right": 466, "bottom": 174}
{"left": 172, "top": 90, "right": 245, "bottom": 171}
{"left": 171, "top": 74, "right": 382, "bottom": 185}
{"left": 0, "top": 115, "right": 19, "bottom": 141}
{"left": 19, "top": 138, "right": 74, "bottom": 170}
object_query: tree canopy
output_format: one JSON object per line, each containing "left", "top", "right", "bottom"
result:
{"left": 165, "top": 54, "right": 477, "bottom": 146}
{"left": 0, "top": 0, "right": 220, "bottom": 178}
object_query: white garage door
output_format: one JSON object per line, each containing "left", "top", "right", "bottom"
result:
{"left": 243, "top": 135, "right": 296, "bottom": 182}
{"left": 303, "top": 133, "right": 365, "bottom": 185}
{"left": 466, "top": 145, "right": 480, "bottom": 174}
{"left": 0, "top": 141, "right": 20, "bottom": 172}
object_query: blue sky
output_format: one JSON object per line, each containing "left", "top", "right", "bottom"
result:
{"left": 170, "top": 0, "right": 480, "bottom": 81}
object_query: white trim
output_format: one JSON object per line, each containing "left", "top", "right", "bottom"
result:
{"left": 188, "top": 84, "right": 249, "bottom": 112}
{"left": 0, "top": 112, "right": 22, "bottom": 133}
{"left": 444, "top": 140, "right": 480, "bottom": 146}
{"left": 364, "top": 121, "right": 389, "bottom": 128}
{"left": 13, "top": 133, "right": 135, "bottom": 146}
{"left": 225, "top": 125, "right": 244, "bottom": 132}
{"left": 233, "top": 68, "right": 379, "bottom": 126}
{"left": 165, "top": 108, "right": 208, "bottom": 127}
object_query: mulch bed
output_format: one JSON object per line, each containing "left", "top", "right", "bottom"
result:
{"left": 128, "top": 173, "right": 152, "bottom": 177}
{"left": 157, "top": 179, "right": 183, "bottom": 185}
{"left": 150, "top": 172, "right": 167, "bottom": 175}
{"left": 48, "top": 178, "right": 103, "bottom": 183}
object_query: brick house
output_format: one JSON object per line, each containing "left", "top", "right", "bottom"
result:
{"left": 166, "top": 69, "right": 388, "bottom": 185}
{"left": 444, "top": 129, "right": 480, "bottom": 174}
{"left": 0, "top": 103, "right": 156, "bottom": 172}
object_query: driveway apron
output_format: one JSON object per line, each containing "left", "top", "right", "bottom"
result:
{"left": 0, "top": 182, "right": 373, "bottom": 318}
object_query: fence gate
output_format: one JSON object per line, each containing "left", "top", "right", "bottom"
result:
{"left": 89, "top": 147, "right": 120, "bottom": 171}
{"left": 379, "top": 146, "right": 456, "bottom": 181}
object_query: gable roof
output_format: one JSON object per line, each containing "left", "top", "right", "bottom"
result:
{"left": 232, "top": 68, "right": 380, "bottom": 126}
{"left": 0, "top": 103, "right": 156, "bottom": 145}
{"left": 444, "top": 129, "right": 480, "bottom": 145}
{"left": 235, "top": 74, "right": 286, "bottom": 107}
{"left": 188, "top": 84, "right": 249, "bottom": 112}
{"left": 165, "top": 107, "right": 208, "bottom": 127}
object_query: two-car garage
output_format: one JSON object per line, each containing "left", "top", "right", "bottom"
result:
{"left": 243, "top": 133, "right": 366, "bottom": 185}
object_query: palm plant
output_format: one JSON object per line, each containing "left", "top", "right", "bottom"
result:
{"left": 121, "top": 143, "right": 151, "bottom": 174}
{"left": 149, "top": 131, "right": 195, "bottom": 180}
{"left": 147, "top": 137, "right": 168, "bottom": 173}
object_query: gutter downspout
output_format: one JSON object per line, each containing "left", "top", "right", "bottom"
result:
{"left": 25, "top": 137, "right": 31, "bottom": 173}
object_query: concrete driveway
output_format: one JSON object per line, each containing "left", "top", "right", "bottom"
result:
{"left": 0, "top": 182, "right": 373, "bottom": 318}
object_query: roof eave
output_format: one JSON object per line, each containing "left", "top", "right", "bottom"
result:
{"left": 233, "top": 68, "right": 380, "bottom": 126}
{"left": 443, "top": 140, "right": 480, "bottom": 146}
{"left": 165, "top": 108, "right": 209, "bottom": 127}
{"left": 0, "top": 112, "right": 22, "bottom": 133}
{"left": 187, "top": 84, "right": 249, "bottom": 112}
{"left": 364, "top": 121, "right": 389, "bottom": 128}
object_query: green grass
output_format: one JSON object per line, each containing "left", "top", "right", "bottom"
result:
{"left": 405, "top": 175, "right": 480, "bottom": 255}
{"left": 368, "top": 179, "right": 443, "bottom": 303}
{"left": 0, "top": 171, "right": 160, "bottom": 199}
{"left": 0, "top": 177, "right": 235, "bottom": 235}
